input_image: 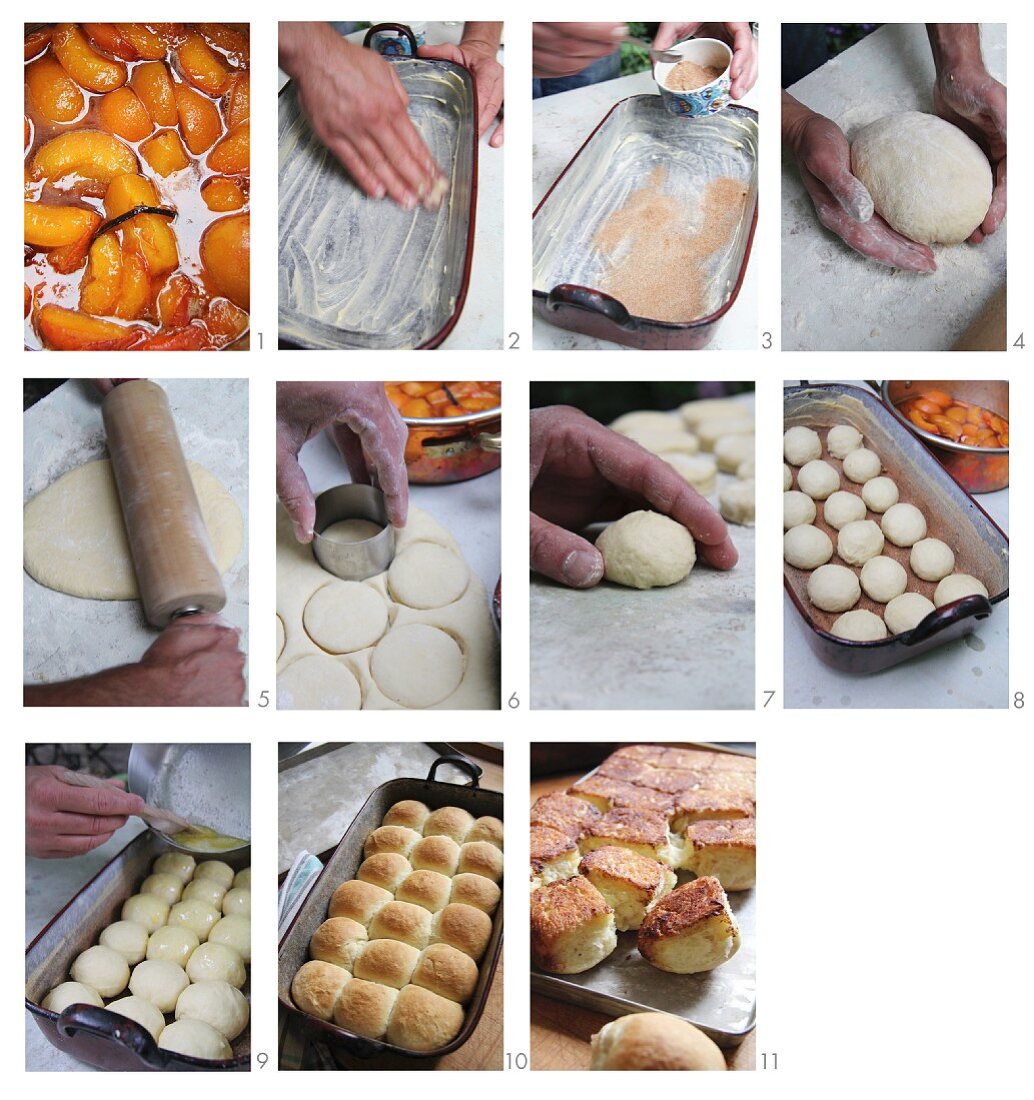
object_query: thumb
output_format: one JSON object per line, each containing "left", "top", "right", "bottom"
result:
{"left": 276, "top": 448, "right": 316, "bottom": 543}
{"left": 530, "top": 513, "right": 604, "bottom": 588}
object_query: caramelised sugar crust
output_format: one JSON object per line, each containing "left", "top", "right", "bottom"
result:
{"left": 568, "top": 775, "right": 675, "bottom": 815}
{"left": 531, "top": 876, "right": 612, "bottom": 940}
{"left": 630, "top": 767, "right": 709, "bottom": 795}
{"left": 684, "top": 817, "right": 756, "bottom": 850}
{"left": 674, "top": 788, "right": 755, "bottom": 823}
{"left": 583, "top": 808, "right": 670, "bottom": 849}
{"left": 638, "top": 876, "right": 730, "bottom": 944}
{"left": 595, "top": 756, "right": 654, "bottom": 783}
{"left": 530, "top": 825, "right": 577, "bottom": 873}
{"left": 579, "top": 845, "right": 669, "bottom": 893}
{"left": 529, "top": 792, "right": 602, "bottom": 840}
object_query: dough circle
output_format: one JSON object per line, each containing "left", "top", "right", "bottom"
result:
{"left": 861, "top": 476, "right": 899, "bottom": 513}
{"left": 826, "top": 425, "right": 864, "bottom": 459}
{"left": 910, "top": 538, "right": 955, "bottom": 582}
{"left": 304, "top": 581, "right": 388, "bottom": 653}
{"left": 106, "top": 995, "right": 166, "bottom": 1042}
{"left": 823, "top": 491, "right": 866, "bottom": 530}
{"left": 934, "top": 574, "right": 989, "bottom": 607}
{"left": 610, "top": 410, "right": 683, "bottom": 436}
{"left": 128, "top": 958, "right": 189, "bottom": 1013}
{"left": 99, "top": 920, "right": 149, "bottom": 965}
{"left": 713, "top": 434, "right": 753, "bottom": 473}
{"left": 831, "top": 609, "right": 887, "bottom": 641}
{"left": 628, "top": 427, "right": 700, "bottom": 457}
{"left": 176, "top": 980, "right": 250, "bottom": 1040}
{"left": 860, "top": 556, "right": 908, "bottom": 603}
{"left": 885, "top": 592, "right": 937, "bottom": 635}
{"left": 797, "top": 460, "right": 840, "bottom": 500}
{"left": 43, "top": 981, "right": 104, "bottom": 1013}
{"left": 664, "top": 453, "right": 717, "bottom": 494}
{"left": 850, "top": 112, "right": 992, "bottom": 245}
{"left": 837, "top": 520, "right": 885, "bottom": 565}
{"left": 388, "top": 542, "right": 470, "bottom": 609}
{"left": 719, "top": 480, "right": 754, "bottom": 526}
{"left": 371, "top": 624, "right": 465, "bottom": 707}
{"left": 185, "top": 942, "right": 246, "bottom": 987}
{"left": 24, "top": 459, "right": 243, "bottom": 600}
{"left": 807, "top": 564, "right": 860, "bottom": 612}
{"left": 881, "top": 503, "right": 927, "bottom": 547}
{"left": 277, "top": 654, "right": 362, "bottom": 710}
{"left": 842, "top": 448, "right": 882, "bottom": 484}
{"left": 209, "top": 915, "right": 251, "bottom": 963}
{"left": 147, "top": 926, "right": 199, "bottom": 967}
{"left": 321, "top": 518, "right": 383, "bottom": 543}
{"left": 597, "top": 511, "right": 696, "bottom": 589}
{"left": 158, "top": 1017, "right": 233, "bottom": 1060}
{"left": 783, "top": 426, "right": 821, "bottom": 465}
{"left": 784, "top": 491, "right": 816, "bottom": 530}
{"left": 784, "top": 526, "right": 833, "bottom": 570}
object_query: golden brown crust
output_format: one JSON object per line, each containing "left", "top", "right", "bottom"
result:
{"left": 596, "top": 756, "right": 653, "bottom": 783}
{"left": 409, "top": 834, "right": 461, "bottom": 876}
{"left": 674, "top": 789, "right": 755, "bottom": 823}
{"left": 638, "top": 877, "right": 729, "bottom": 948}
{"left": 367, "top": 900, "right": 431, "bottom": 949}
{"left": 530, "top": 825, "right": 577, "bottom": 872}
{"left": 529, "top": 877, "right": 612, "bottom": 949}
{"left": 592, "top": 1013, "right": 728, "bottom": 1071}
{"left": 579, "top": 845, "right": 668, "bottom": 894}
{"left": 466, "top": 815, "right": 504, "bottom": 849}
{"left": 357, "top": 852, "right": 412, "bottom": 892}
{"left": 529, "top": 792, "right": 602, "bottom": 839}
{"left": 386, "top": 984, "right": 465, "bottom": 1052}
{"left": 422, "top": 805, "right": 474, "bottom": 845}
{"left": 328, "top": 880, "right": 391, "bottom": 923}
{"left": 433, "top": 902, "right": 492, "bottom": 961}
{"left": 583, "top": 808, "right": 669, "bottom": 849}
{"left": 290, "top": 960, "right": 350, "bottom": 1021}
{"left": 449, "top": 873, "right": 501, "bottom": 915}
{"left": 612, "top": 744, "right": 668, "bottom": 763}
{"left": 382, "top": 799, "right": 431, "bottom": 831}
{"left": 685, "top": 818, "right": 756, "bottom": 851}
{"left": 363, "top": 825, "right": 421, "bottom": 859}
{"left": 457, "top": 840, "right": 503, "bottom": 882}
{"left": 395, "top": 869, "right": 451, "bottom": 913}
{"left": 569, "top": 776, "right": 675, "bottom": 815}
{"left": 631, "top": 767, "right": 707, "bottom": 795}
{"left": 332, "top": 977, "right": 396, "bottom": 1038}
{"left": 411, "top": 942, "right": 479, "bottom": 1004}
{"left": 353, "top": 937, "right": 420, "bottom": 989}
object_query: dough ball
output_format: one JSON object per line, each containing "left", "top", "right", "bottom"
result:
{"left": 597, "top": 510, "right": 696, "bottom": 589}
{"left": 147, "top": 926, "right": 200, "bottom": 967}
{"left": 861, "top": 476, "right": 899, "bottom": 513}
{"left": 168, "top": 898, "right": 222, "bottom": 942}
{"left": 662, "top": 453, "right": 717, "bottom": 494}
{"left": 934, "top": 574, "right": 989, "bottom": 608}
{"left": 69, "top": 941, "right": 127, "bottom": 1003}
{"left": 783, "top": 464, "right": 792, "bottom": 491}
{"left": 106, "top": 995, "right": 166, "bottom": 1042}
{"left": 233, "top": 868, "right": 251, "bottom": 890}
{"left": 714, "top": 433, "right": 754, "bottom": 473}
{"left": 910, "top": 538, "right": 955, "bottom": 582}
{"left": 850, "top": 112, "right": 992, "bottom": 245}
{"left": 837, "top": 520, "right": 885, "bottom": 565}
{"left": 303, "top": 581, "right": 388, "bottom": 653}
{"left": 842, "top": 448, "right": 882, "bottom": 484}
{"left": 176, "top": 980, "right": 250, "bottom": 1041}
{"left": 783, "top": 426, "right": 821, "bottom": 465}
{"left": 784, "top": 491, "right": 816, "bottom": 529}
{"left": 195, "top": 861, "right": 235, "bottom": 890}
{"left": 222, "top": 887, "right": 251, "bottom": 917}
{"left": 43, "top": 981, "right": 103, "bottom": 1013}
{"left": 183, "top": 878, "right": 227, "bottom": 908}
{"left": 157, "top": 1017, "right": 233, "bottom": 1061}
{"left": 783, "top": 525, "right": 833, "bottom": 570}
{"left": 860, "top": 556, "right": 908, "bottom": 603}
{"left": 140, "top": 872, "right": 184, "bottom": 906}
{"left": 99, "top": 920, "right": 150, "bottom": 965}
{"left": 697, "top": 418, "right": 753, "bottom": 451}
{"left": 276, "top": 614, "right": 285, "bottom": 660}
{"left": 822, "top": 491, "right": 866, "bottom": 530}
{"left": 122, "top": 893, "right": 170, "bottom": 933}
{"left": 153, "top": 852, "right": 196, "bottom": 883}
{"left": 371, "top": 624, "right": 465, "bottom": 708}
{"left": 388, "top": 542, "right": 470, "bottom": 609}
{"left": 209, "top": 915, "right": 251, "bottom": 963}
{"left": 185, "top": 942, "right": 246, "bottom": 988}
{"left": 884, "top": 592, "right": 936, "bottom": 634}
{"left": 322, "top": 518, "right": 383, "bottom": 543}
{"left": 719, "top": 479, "right": 754, "bottom": 526}
{"left": 831, "top": 609, "right": 887, "bottom": 641}
{"left": 610, "top": 410, "right": 682, "bottom": 436}
{"left": 826, "top": 425, "right": 864, "bottom": 459}
{"left": 277, "top": 653, "right": 362, "bottom": 710}
{"left": 797, "top": 460, "right": 840, "bottom": 501}
{"left": 128, "top": 958, "right": 188, "bottom": 1013}
{"left": 881, "top": 503, "right": 927, "bottom": 547}
{"left": 807, "top": 564, "right": 861, "bottom": 612}
{"left": 627, "top": 426, "right": 700, "bottom": 457}
{"left": 736, "top": 456, "right": 755, "bottom": 480}
{"left": 679, "top": 398, "right": 751, "bottom": 428}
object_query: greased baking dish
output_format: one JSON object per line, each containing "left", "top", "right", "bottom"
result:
{"left": 278, "top": 754, "right": 503, "bottom": 1062}
{"left": 784, "top": 384, "right": 1009, "bottom": 674}
{"left": 25, "top": 829, "right": 250, "bottom": 1071}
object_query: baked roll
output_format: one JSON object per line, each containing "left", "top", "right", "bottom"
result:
{"left": 568, "top": 775, "right": 674, "bottom": 816}
{"left": 395, "top": 869, "right": 452, "bottom": 914}
{"left": 291, "top": 960, "right": 350, "bottom": 1021}
{"left": 382, "top": 799, "right": 431, "bottom": 832}
{"left": 637, "top": 877, "right": 740, "bottom": 974}
{"left": 309, "top": 917, "right": 367, "bottom": 971}
{"left": 449, "top": 873, "right": 501, "bottom": 915}
{"left": 630, "top": 766, "right": 706, "bottom": 795}
{"left": 422, "top": 806, "right": 474, "bottom": 845}
{"left": 411, "top": 942, "right": 479, "bottom": 1004}
{"left": 457, "top": 840, "right": 503, "bottom": 883}
{"left": 409, "top": 834, "right": 461, "bottom": 877}
{"left": 333, "top": 977, "right": 397, "bottom": 1040}
{"left": 671, "top": 788, "right": 755, "bottom": 833}
{"left": 529, "top": 792, "right": 602, "bottom": 841}
{"left": 579, "top": 845, "right": 676, "bottom": 932}
{"left": 530, "top": 877, "right": 617, "bottom": 974}
{"left": 580, "top": 808, "right": 682, "bottom": 867}
{"left": 352, "top": 938, "right": 420, "bottom": 989}
{"left": 363, "top": 825, "right": 422, "bottom": 860}
{"left": 357, "top": 852, "right": 412, "bottom": 893}
{"left": 431, "top": 903, "right": 492, "bottom": 962}
{"left": 367, "top": 900, "right": 432, "bottom": 951}
{"left": 465, "top": 815, "right": 504, "bottom": 849}
{"left": 328, "top": 879, "right": 392, "bottom": 926}
{"left": 386, "top": 984, "right": 464, "bottom": 1051}
{"left": 530, "top": 825, "right": 580, "bottom": 886}
{"left": 683, "top": 818, "right": 756, "bottom": 890}
{"left": 590, "top": 1012, "right": 727, "bottom": 1070}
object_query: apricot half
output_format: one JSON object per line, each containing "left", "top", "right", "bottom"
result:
{"left": 141, "top": 130, "right": 191, "bottom": 177}
{"left": 177, "top": 33, "right": 231, "bottom": 96}
{"left": 116, "top": 24, "right": 168, "bottom": 61}
{"left": 26, "top": 53, "right": 85, "bottom": 124}
{"left": 37, "top": 304, "right": 141, "bottom": 350}
{"left": 79, "top": 235, "right": 123, "bottom": 316}
{"left": 224, "top": 71, "right": 250, "bottom": 127}
{"left": 201, "top": 213, "right": 249, "bottom": 310}
{"left": 174, "top": 83, "right": 222, "bottom": 155}
{"left": 51, "top": 23, "right": 127, "bottom": 93}
{"left": 196, "top": 24, "right": 250, "bottom": 65}
{"left": 201, "top": 176, "right": 246, "bottom": 211}
{"left": 131, "top": 62, "right": 178, "bottom": 127}
{"left": 25, "top": 28, "right": 53, "bottom": 62}
{"left": 117, "top": 252, "right": 151, "bottom": 320}
{"left": 24, "top": 202, "right": 102, "bottom": 248}
{"left": 31, "top": 131, "right": 138, "bottom": 186}
{"left": 97, "top": 88, "right": 154, "bottom": 143}
{"left": 105, "top": 173, "right": 179, "bottom": 278}
{"left": 206, "top": 122, "right": 249, "bottom": 175}
{"left": 82, "top": 23, "right": 139, "bottom": 61}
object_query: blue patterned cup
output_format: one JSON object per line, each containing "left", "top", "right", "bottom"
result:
{"left": 655, "top": 38, "right": 733, "bottom": 117}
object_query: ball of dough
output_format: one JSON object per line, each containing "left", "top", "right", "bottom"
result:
{"left": 147, "top": 926, "right": 200, "bottom": 967}
{"left": 158, "top": 1017, "right": 233, "bottom": 1061}
{"left": 233, "top": 868, "right": 251, "bottom": 890}
{"left": 861, "top": 476, "right": 899, "bottom": 513}
{"left": 713, "top": 434, "right": 754, "bottom": 473}
{"left": 371, "top": 624, "right": 465, "bottom": 708}
{"left": 222, "top": 887, "right": 251, "bottom": 917}
{"left": 807, "top": 564, "right": 861, "bottom": 612}
{"left": 783, "top": 525, "right": 833, "bottom": 570}
{"left": 43, "top": 981, "right": 103, "bottom": 1013}
{"left": 176, "top": 980, "right": 250, "bottom": 1041}
{"left": 185, "top": 942, "right": 246, "bottom": 988}
{"left": 679, "top": 398, "right": 750, "bottom": 428}
{"left": 784, "top": 491, "right": 816, "bottom": 529}
{"left": 831, "top": 609, "right": 888, "bottom": 641}
{"left": 797, "top": 460, "right": 840, "bottom": 500}
{"left": 934, "top": 573, "right": 989, "bottom": 608}
{"left": 129, "top": 959, "right": 189, "bottom": 1013}
{"left": 698, "top": 418, "right": 753, "bottom": 451}
{"left": 277, "top": 653, "right": 362, "bottom": 710}
{"left": 662, "top": 453, "right": 717, "bottom": 494}
{"left": 736, "top": 456, "right": 755, "bottom": 480}
{"left": 99, "top": 920, "right": 150, "bottom": 965}
{"left": 881, "top": 503, "right": 927, "bottom": 547}
{"left": 388, "top": 542, "right": 470, "bottom": 610}
{"left": 596, "top": 510, "right": 696, "bottom": 589}
{"left": 719, "top": 479, "right": 754, "bottom": 526}
{"left": 860, "top": 556, "right": 908, "bottom": 603}
{"left": 610, "top": 410, "right": 681, "bottom": 436}
{"left": 826, "top": 425, "right": 864, "bottom": 459}
{"left": 140, "top": 872, "right": 184, "bottom": 906}
{"left": 822, "top": 491, "right": 866, "bottom": 530}
{"left": 209, "top": 915, "right": 251, "bottom": 964}
{"left": 122, "top": 893, "right": 170, "bottom": 933}
{"left": 910, "top": 538, "right": 955, "bottom": 582}
{"left": 183, "top": 878, "right": 227, "bottom": 908}
{"left": 168, "top": 898, "right": 222, "bottom": 942}
{"left": 837, "top": 520, "right": 885, "bottom": 565}
{"left": 783, "top": 464, "right": 792, "bottom": 491}
{"left": 70, "top": 945, "right": 130, "bottom": 999}
{"left": 153, "top": 852, "right": 195, "bottom": 883}
{"left": 783, "top": 426, "right": 821, "bottom": 465}
{"left": 842, "top": 448, "right": 882, "bottom": 484}
{"left": 303, "top": 581, "right": 388, "bottom": 653}
{"left": 627, "top": 426, "right": 700, "bottom": 457}
{"left": 885, "top": 592, "right": 937, "bottom": 635}
{"left": 851, "top": 112, "right": 992, "bottom": 245}
{"left": 194, "top": 861, "right": 235, "bottom": 890}
{"left": 106, "top": 995, "right": 166, "bottom": 1042}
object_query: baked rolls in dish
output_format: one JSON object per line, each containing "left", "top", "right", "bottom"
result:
{"left": 637, "top": 877, "right": 741, "bottom": 974}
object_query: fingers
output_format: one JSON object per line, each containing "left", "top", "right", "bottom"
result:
{"left": 350, "top": 132, "right": 418, "bottom": 209}
{"left": 728, "top": 25, "right": 758, "bottom": 98}
{"left": 981, "top": 158, "right": 1007, "bottom": 239}
{"left": 530, "top": 513, "right": 604, "bottom": 588}
{"left": 331, "top": 425, "right": 372, "bottom": 488}
{"left": 36, "top": 774, "right": 143, "bottom": 818}
{"left": 489, "top": 116, "right": 504, "bottom": 148}
{"left": 697, "top": 534, "right": 740, "bottom": 571}
{"left": 56, "top": 831, "right": 119, "bottom": 856}
{"left": 275, "top": 443, "right": 316, "bottom": 542}
{"left": 42, "top": 810, "right": 131, "bottom": 837}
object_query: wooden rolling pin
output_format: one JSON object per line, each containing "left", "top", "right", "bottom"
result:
{"left": 102, "top": 380, "right": 225, "bottom": 628}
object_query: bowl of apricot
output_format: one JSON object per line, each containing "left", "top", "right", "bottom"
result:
{"left": 24, "top": 23, "right": 250, "bottom": 350}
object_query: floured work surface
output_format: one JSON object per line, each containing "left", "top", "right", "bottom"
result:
{"left": 278, "top": 60, "right": 475, "bottom": 349}
{"left": 533, "top": 96, "right": 757, "bottom": 323}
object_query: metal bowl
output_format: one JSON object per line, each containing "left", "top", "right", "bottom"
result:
{"left": 395, "top": 404, "right": 502, "bottom": 483}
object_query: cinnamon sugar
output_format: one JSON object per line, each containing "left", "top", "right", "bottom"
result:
{"left": 666, "top": 60, "right": 723, "bottom": 92}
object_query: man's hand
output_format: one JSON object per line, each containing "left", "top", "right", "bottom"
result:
{"left": 26, "top": 766, "right": 145, "bottom": 858}
{"left": 532, "top": 22, "right": 624, "bottom": 79}
{"left": 530, "top": 406, "right": 738, "bottom": 588}
{"left": 276, "top": 381, "right": 409, "bottom": 542}
{"left": 653, "top": 22, "right": 758, "bottom": 99}
{"left": 279, "top": 22, "right": 444, "bottom": 209}
{"left": 782, "top": 92, "right": 935, "bottom": 273}
{"left": 420, "top": 22, "right": 504, "bottom": 146}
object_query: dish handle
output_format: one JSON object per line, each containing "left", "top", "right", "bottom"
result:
{"left": 363, "top": 23, "right": 419, "bottom": 56}
{"left": 427, "top": 754, "right": 482, "bottom": 788}
{"left": 56, "top": 1004, "right": 164, "bottom": 1069}
{"left": 903, "top": 594, "right": 993, "bottom": 646}
{"left": 546, "top": 284, "right": 631, "bottom": 328}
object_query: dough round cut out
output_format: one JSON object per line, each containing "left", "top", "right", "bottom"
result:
{"left": 596, "top": 510, "right": 696, "bottom": 589}
{"left": 934, "top": 573, "right": 989, "bottom": 608}
{"left": 861, "top": 476, "right": 899, "bottom": 513}
{"left": 277, "top": 654, "right": 362, "bottom": 710}
{"left": 784, "top": 491, "right": 816, "bottom": 530}
{"left": 24, "top": 459, "right": 243, "bottom": 600}
{"left": 836, "top": 519, "right": 884, "bottom": 565}
{"left": 881, "top": 503, "right": 927, "bottom": 547}
{"left": 823, "top": 491, "right": 866, "bottom": 530}
{"left": 797, "top": 460, "right": 839, "bottom": 500}
{"left": 842, "top": 448, "right": 881, "bottom": 484}
{"left": 371, "top": 624, "right": 464, "bottom": 708}
{"left": 807, "top": 564, "right": 860, "bottom": 612}
{"left": 826, "top": 425, "right": 863, "bottom": 459}
{"left": 388, "top": 542, "right": 470, "bottom": 609}
{"left": 719, "top": 479, "right": 754, "bottom": 526}
{"left": 884, "top": 592, "right": 937, "bottom": 635}
{"left": 783, "top": 525, "right": 832, "bottom": 569}
{"left": 664, "top": 453, "right": 717, "bottom": 494}
{"left": 321, "top": 519, "right": 383, "bottom": 543}
{"left": 304, "top": 581, "right": 388, "bottom": 653}
{"left": 831, "top": 609, "right": 887, "bottom": 641}
{"left": 860, "top": 556, "right": 908, "bottom": 603}
{"left": 783, "top": 426, "right": 821, "bottom": 465}
{"left": 910, "top": 538, "right": 955, "bottom": 582}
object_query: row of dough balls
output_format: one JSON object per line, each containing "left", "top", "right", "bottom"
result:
{"left": 784, "top": 425, "right": 989, "bottom": 639}
{"left": 44, "top": 854, "right": 251, "bottom": 1062}
{"left": 290, "top": 801, "right": 502, "bottom": 1051}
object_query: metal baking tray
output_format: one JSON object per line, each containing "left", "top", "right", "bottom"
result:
{"left": 25, "top": 830, "right": 251, "bottom": 1072}
{"left": 278, "top": 754, "right": 504, "bottom": 1062}
{"left": 533, "top": 96, "right": 757, "bottom": 350}
{"left": 278, "top": 57, "right": 478, "bottom": 350}
{"left": 530, "top": 744, "right": 756, "bottom": 1048}
{"left": 784, "top": 384, "right": 1009, "bottom": 674}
